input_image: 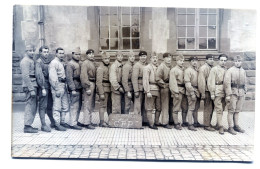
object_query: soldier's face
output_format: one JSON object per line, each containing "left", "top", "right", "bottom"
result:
{"left": 150, "top": 55, "right": 158, "bottom": 65}
{"left": 234, "top": 60, "right": 242, "bottom": 68}
{"left": 191, "top": 60, "right": 198, "bottom": 67}
{"left": 177, "top": 59, "right": 184, "bottom": 67}
{"left": 41, "top": 48, "right": 49, "bottom": 59}
{"left": 164, "top": 56, "right": 172, "bottom": 64}
{"left": 139, "top": 55, "right": 147, "bottom": 63}
{"left": 129, "top": 55, "right": 135, "bottom": 63}
{"left": 102, "top": 57, "right": 110, "bottom": 65}
{"left": 57, "top": 50, "right": 65, "bottom": 61}
{"left": 117, "top": 54, "right": 123, "bottom": 62}
{"left": 87, "top": 53, "right": 95, "bottom": 61}
{"left": 206, "top": 58, "right": 214, "bottom": 66}
{"left": 27, "top": 49, "right": 35, "bottom": 58}
{"left": 73, "top": 52, "right": 81, "bottom": 61}
{"left": 219, "top": 57, "right": 227, "bottom": 67}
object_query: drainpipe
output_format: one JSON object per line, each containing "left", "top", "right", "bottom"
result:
{"left": 38, "top": 5, "right": 45, "bottom": 47}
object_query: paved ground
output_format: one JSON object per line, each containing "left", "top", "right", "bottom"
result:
{"left": 11, "top": 103, "right": 255, "bottom": 162}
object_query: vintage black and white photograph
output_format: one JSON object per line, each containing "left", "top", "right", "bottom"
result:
{"left": 10, "top": 1, "right": 257, "bottom": 163}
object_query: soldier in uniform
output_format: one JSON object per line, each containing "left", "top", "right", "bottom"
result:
{"left": 224, "top": 55, "right": 247, "bottom": 135}
{"left": 35, "top": 45, "right": 55, "bottom": 132}
{"left": 122, "top": 51, "right": 135, "bottom": 114}
{"left": 79, "top": 49, "right": 97, "bottom": 129}
{"left": 156, "top": 53, "right": 173, "bottom": 129}
{"left": 208, "top": 54, "right": 228, "bottom": 135}
{"left": 198, "top": 54, "right": 216, "bottom": 131}
{"left": 109, "top": 51, "right": 125, "bottom": 114}
{"left": 169, "top": 54, "right": 188, "bottom": 130}
{"left": 132, "top": 51, "right": 147, "bottom": 124}
{"left": 48, "top": 47, "right": 70, "bottom": 131}
{"left": 20, "top": 45, "right": 38, "bottom": 133}
{"left": 143, "top": 53, "right": 161, "bottom": 130}
{"left": 184, "top": 56, "right": 201, "bottom": 131}
{"left": 96, "top": 52, "right": 112, "bottom": 127}
{"left": 65, "top": 47, "right": 83, "bottom": 130}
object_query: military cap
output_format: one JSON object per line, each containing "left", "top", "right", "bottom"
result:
{"left": 139, "top": 51, "right": 147, "bottom": 56}
{"left": 189, "top": 56, "right": 198, "bottom": 61}
{"left": 86, "top": 49, "right": 94, "bottom": 55}
{"left": 72, "top": 47, "right": 81, "bottom": 54}
{"left": 25, "top": 44, "right": 35, "bottom": 51}
{"left": 163, "top": 52, "right": 171, "bottom": 58}
{"left": 231, "top": 55, "right": 243, "bottom": 61}
{"left": 218, "top": 54, "right": 228, "bottom": 60}
{"left": 206, "top": 54, "right": 214, "bottom": 60}
{"left": 176, "top": 54, "right": 184, "bottom": 61}
{"left": 101, "top": 51, "right": 110, "bottom": 58}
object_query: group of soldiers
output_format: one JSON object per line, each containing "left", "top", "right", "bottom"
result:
{"left": 19, "top": 44, "right": 247, "bottom": 136}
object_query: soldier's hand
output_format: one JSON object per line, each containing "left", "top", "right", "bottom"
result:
{"left": 147, "top": 92, "right": 152, "bottom": 98}
{"left": 30, "top": 91, "right": 36, "bottom": 98}
{"left": 201, "top": 94, "right": 206, "bottom": 100}
{"left": 72, "top": 90, "right": 77, "bottom": 97}
{"left": 56, "top": 91, "right": 61, "bottom": 98}
{"left": 226, "top": 96, "right": 231, "bottom": 103}
{"left": 134, "top": 92, "right": 140, "bottom": 98}
{"left": 174, "top": 94, "right": 179, "bottom": 100}
{"left": 100, "top": 94, "right": 105, "bottom": 100}
{"left": 86, "top": 89, "right": 92, "bottom": 95}
{"left": 119, "top": 87, "right": 124, "bottom": 93}
{"left": 191, "top": 94, "right": 196, "bottom": 101}
{"left": 42, "top": 89, "right": 46, "bottom": 97}
{"left": 211, "top": 95, "right": 215, "bottom": 100}
{"left": 127, "top": 92, "right": 132, "bottom": 99}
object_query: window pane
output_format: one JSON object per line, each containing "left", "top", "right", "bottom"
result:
{"left": 187, "top": 38, "right": 195, "bottom": 49}
{"left": 100, "top": 39, "right": 109, "bottom": 50}
{"left": 187, "top": 14, "right": 195, "bottom": 25}
{"left": 199, "top": 26, "right": 207, "bottom": 37}
{"left": 208, "top": 15, "right": 216, "bottom": 25}
{"left": 110, "top": 15, "right": 118, "bottom": 26}
{"left": 178, "top": 8, "right": 186, "bottom": 13}
{"left": 199, "top": 38, "right": 207, "bottom": 49}
{"left": 200, "top": 8, "right": 207, "bottom": 14}
{"left": 131, "top": 7, "right": 140, "bottom": 14}
{"left": 100, "top": 15, "right": 109, "bottom": 26}
{"left": 122, "top": 15, "right": 130, "bottom": 26}
{"left": 110, "top": 27, "right": 119, "bottom": 38}
{"left": 122, "top": 7, "right": 130, "bottom": 14}
{"left": 132, "top": 27, "right": 139, "bottom": 37}
{"left": 178, "top": 38, "right": 185, "bottom": 49}
{"left": 208, "top": 8, "right": 216, "bottom": 14}
{"left": 110, "top": 7, "right": 118, "bottom": 15}
{"left": 178, "top": 15, "right": 186, "bottom": 25}
{"left": 208, "top": 38, "right": 216, "bottom": 49}
{"left": 122, "top": 27, "right": 130, "bottom": 37}
{"left": 132, "top": 15, "right": 139, "bottom": 26}
{"left": 110, "top": 39, "right": 118, "bottom": 50}
{"left": 187, "top": 8, "right": 195, "bottom": 14}
{"left": 178, "top": 27, "right": 186, "bottom": 37}
{"left": 132, "top": 39, "right": 140, "bottom": 49}
{"left": 187, "top": 27, "right": 195, "bottom": 37}
{"left": 200, "top": 15, "right": 207, "bottom": 25}
{"left": 100, "top": 27, "right": 109, "bottom": 38}
{"left": 208, "top": 26, "right": 216, "bottom": 37}
{"left": 123, "top": 39, "right": 130, "bottom": 49}
{"left": 100, "top": 7, "right": 109, "bottom": 15}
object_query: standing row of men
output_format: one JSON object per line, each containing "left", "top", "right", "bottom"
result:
{"left": 20, "top": 45, "right": 247, "bottom": 135}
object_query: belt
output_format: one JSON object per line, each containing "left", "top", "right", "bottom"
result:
{"left": 102, "top": 80, "right": 110, "bottom": 83}
{"left": 164, "top": 80, "right": 169, "bottom": 83}
{"left": 178, "top": 84, "right": 185, "bottom": 88}
{"left": 215, "top": 81, "right": 223, "bottom": 85}
{"left": 29, "top": 75, "right": 36, "bottom": 78}
{"left": 192, "top": 86, "right": 198, "bottom": 89}
{"left": 149, "top": 82, "right": 157, "bottom": 85}
{"left": 73, "top": 77, "right": 80, "bottom": 81}
{"left": 89, "top": 78, "right": 96, "bottom": 82}
{"left": 58, "top": 77, "right": 66, "bottom": 83}
{"left": 231, "top": 84, "right": 245, "bottom": 88}
{"left": 138, "top": 77, "right": 142, "bottom": 80}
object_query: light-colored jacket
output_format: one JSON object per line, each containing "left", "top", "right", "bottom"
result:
{"left": 66, "top": 59, "right": 82, "bottom": 91}
{"left": 122, "top": 61, "right": 134, "bottom": 92}
{"left": 109, "top": 60, "right": 123, "bottom": 94}
{"left": 96, "top": 62, "right": 111, "bottom": 95}
{"left": 184, "top": 66, "right": 199, "bottom": 97}
{"left": 80, "top": 59, "right": 96, "bottom": 89}
{"left": 169, "top": 65, "right": 185, "bottom": 95}
{"left": 132, "top": 61, "right": 146, "bottom": 92}
{"left": 143, "top": 63, "right": 159, "bottom": 94}
{"left": 207, "top": 65, "right": 226, "bottom": 97}
{"left": 156, "top": 62, "right": 171, "bottom": 88}
{"left": 198, "top": 62, "right": 212, "bottom": 96}
{"left": 48, "top": 57, "right": 66, "bottom": 91}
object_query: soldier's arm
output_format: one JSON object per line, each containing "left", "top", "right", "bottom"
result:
{"left": 109, "top": 63, "right": 121, "bottom": 91}
{"left": 155, "top": 65, "right": 165, "bottom": 88}
{"left": 96, "top": 66, "right": 105, "bottom": 95}
{"left": 80, "top": 61, "right": 90, "bottom": 89}
{"left": 184, "top": 69, "right": 195, "bottom": 95}
{"left": 142, "top": 67, "right": 150, "bottom": 93}
{"left": 131, "top": 64, "right": 139, "bottom": 93}
{"left": 244, "top": 70, "right": 248, "bottom": 93}
{"left": 20, "top": 60, "right": 35, "bottom": 91}
{"left": 66, "top": 63, "right": 76, "bottom": 91}
{"left": 122, "top": 64, "right": 130, "bottom": 92}
{"left": 35, "top": 61, "right": 45, "bottom": 89}
{"left": 207, "top": 68, "right": 216, "bottom": 96}
{"left": 169, "top": 68, "right": 179, "bottom": 94}
{"left": 48, "top": 62, "right": 59, "bottom": 91}
{"left": 198, "top": 67, "right": 206, "bottom": 96}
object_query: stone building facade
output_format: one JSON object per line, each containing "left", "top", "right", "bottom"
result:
{"left": 12, "top": 5, "right": 256, "bottom": 111}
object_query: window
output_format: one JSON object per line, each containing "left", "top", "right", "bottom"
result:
{"left": 99, "top": 6, "right": 140, "bottom": 51}
{"left": 177, "top": 8, "right": 218, "bottom": 50}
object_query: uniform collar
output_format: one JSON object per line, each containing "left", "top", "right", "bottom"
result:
{"left": 115, "top": 60, "right": 123, "bottom": 67}
{"left": 138, "top": 60, "right": 146, "bottom": 65}
{"left": 162, "top": 61, "right": 171, "bottom": 68}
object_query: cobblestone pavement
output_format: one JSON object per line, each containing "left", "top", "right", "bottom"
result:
{"left": 11, "top": 104, "right": 255, "bottom": 162}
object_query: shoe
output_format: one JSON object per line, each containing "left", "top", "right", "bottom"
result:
{"left": 162, "top": 124, "right": 173, "bottom": 129}
{"left": 219, "top": 126, "right": 224, "bottom": 135}
{"left": 154, "top": 123, "right": 161, "bottom": 127}
{"left": 204, "top": 126, "right": 215, "bottom": 131}
{"left": 181, "top": 122, "right": 189, "bottom": 127}
{"left": 149, "top": 125, "right": 158, "bottom": 130}
{"left": 228, "top": 127, "right": 237, "bottom": 135}
{"left": 77, "top": 122, "right": 85, "bottom": 127}
{"left": 55, "top": 124, "right": 67, "bottom": 131}
{"left": 91, "top": 123, "right": 98, "bottom": 127}
{"left": 142, "top": 122, "right": 149, "bottom": 126}
{"left": 234, "top": 125, "right": 245, "bottom": 133}
{"left": 99, "top": 122, "right": 109, "bottom": 127}
{"left": 193, "top": 122, "right": 204, "bottom": 127}
{"left": 24, "top": 126, "right": 38, "bottom": 133}
{"left": 50, "top": 123, "right": 56, "bottom": 128}
{"left": 41, "top": 125, "right": 51, "bottom": 132}
{"left": 174, "top": 124, "right": 182, "bottom": 130}
{"left": 60, "top": 123, "right": 71, "bottom": 129}
{"left": 86, "top": 124, "right": 95, "bottom": 130}
{"left": 70, "top": 125, "right": 82, "bottom": 130}
{"left": 188, "top": 125, "right": 197, "bottom": 131}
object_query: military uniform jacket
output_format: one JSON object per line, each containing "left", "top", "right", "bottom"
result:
{"left": 143, "top": 63, "right": 159, "bottom": 96}
{"left": 96, "top": 62, "right": 111, "bottom": 95}
{"left": 80, "top": 59, "right": 96, "bottom": 89}
{"left": 48, "top": 57, "right": 66, "bottom": 91}
{"left": 132, "top": 61, "right": 146, "bottom": 92}
{"left": 66, "top": 58, "right": 82, "bottom": 92}
{"left": 184, "top": 66, "right": 199, "bottom": 97}
{"left": 35, "top": 55, "right": 54, "bottom": 90}
{"left": 122, "top": 61, "right": 134, "bottom": 92}
{"left": 198, "top": 62, "right": 212, "bottom": 96}
{"left": 224, "top": 66, "right": 247, "bottom": 97}
{"left": 20, "top": 55, "right": 38, "bottom": 91}
{"left": 207, "top": 65, "right": 226, "bottom": 97}
{"left": 109, "top": 60, "right": 123, "bottom": 94}
{"left": 156, "top": 62, "right": 172, "bottom": 88}
{"left": 169, "top": 65, "right": 185, "bottom": 95}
